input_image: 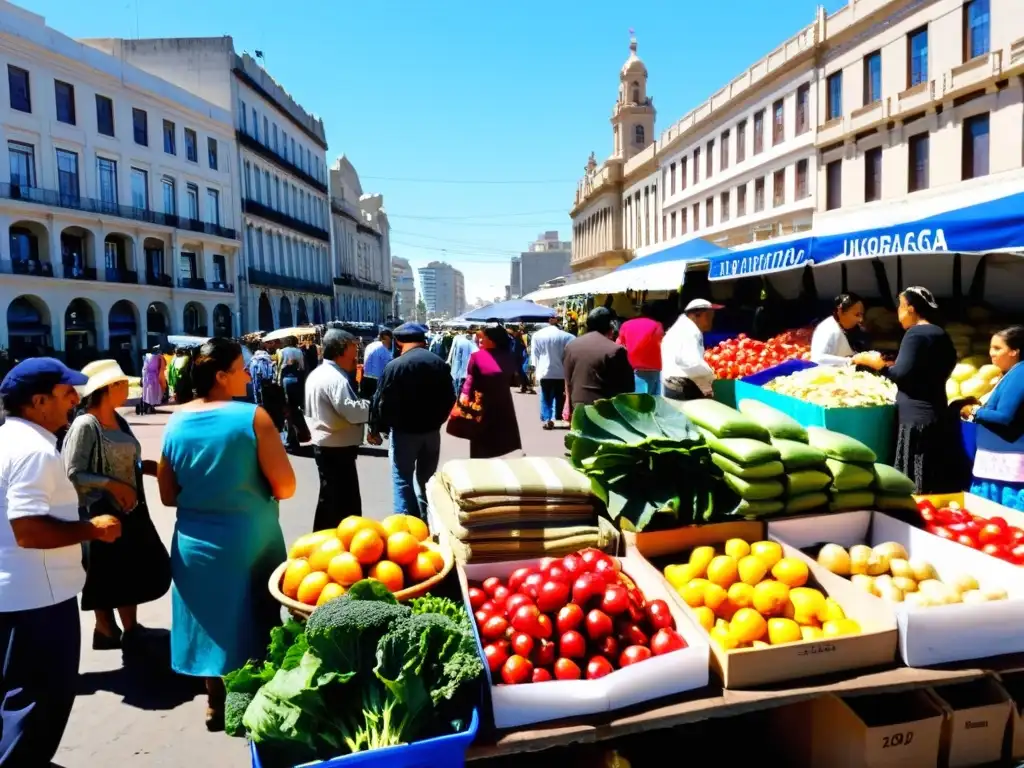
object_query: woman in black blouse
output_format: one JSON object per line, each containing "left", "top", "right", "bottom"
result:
{"left": 855, "top": 287, "right": 965, "bottom": 493}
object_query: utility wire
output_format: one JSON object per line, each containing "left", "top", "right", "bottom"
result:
{"left": 391, "top": 230, "right": 533, "bottom": 254}
{"left": 388, "top": 209, "right": 569, "bottom": 221}
{"left": 362, "top": 175, "right": 576, "bottom": 185}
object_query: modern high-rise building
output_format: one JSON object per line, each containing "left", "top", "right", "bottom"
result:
{"left": 391, "top": 256, "right": 416, "bottom": 320}
{"left": 418, "top": 260, "right": 465, "bottom": 318}
{"left": 510, "top": 231, "right": 572, "bottom": 298}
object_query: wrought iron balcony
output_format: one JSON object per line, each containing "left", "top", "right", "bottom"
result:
{"left": 0, "top": 259, "right": 55, "bottom": 277}
{"left": 241, "top": 198, "right": 331, "bottom": 243}
{"left": 247, "top": 267, "right": 332, "bottom": 296}
{"left": 105, "top": 267, "right": 138, "bottom": 284}
{"left": 178, "top": 276, "right": 207, "bottom": 290}
{"left": 235, "top": 130, "right": 329, "bottom": 194}
{"left": 146, "top": 272, "right": 173, "bottom": 288}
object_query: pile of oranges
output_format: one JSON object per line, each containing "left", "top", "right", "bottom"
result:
{"left": 281, "top": 514, "right": 444, "bottom": 607}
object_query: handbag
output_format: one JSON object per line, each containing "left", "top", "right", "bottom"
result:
{"left": 446, "top": 389, "right": 484, "bottom": 441}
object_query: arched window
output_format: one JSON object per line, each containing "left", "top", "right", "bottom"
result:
{"left": 631, "top": 81, "right": 640, "bottom": 103}
{"left": 634, "top": 125, "right": 645, "bottom": 145}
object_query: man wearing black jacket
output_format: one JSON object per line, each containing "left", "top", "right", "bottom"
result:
{"left": 369, "top": 323, "right": 455, "bottom": 519}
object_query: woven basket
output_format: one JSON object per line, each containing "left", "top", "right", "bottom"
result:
{"left": 268, "top": 537, "right": 455, "bottom": 619}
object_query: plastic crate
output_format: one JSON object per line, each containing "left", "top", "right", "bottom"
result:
{"left": 249, "top": 709, "right": 479, "bottom": 768}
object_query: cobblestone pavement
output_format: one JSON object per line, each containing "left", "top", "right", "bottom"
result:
{"left": 54, "top": 390, "right": 564, "bottom": 767}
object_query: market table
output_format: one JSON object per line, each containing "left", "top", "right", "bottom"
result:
{"left": 466, "top": 654, "right": 1024, "bottom": 760}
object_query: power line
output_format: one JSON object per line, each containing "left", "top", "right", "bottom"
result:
{"left": 388, "top": 209, "right": 569, "bottom": 221}
{"left": 391, "top": 230, "right": 525, "bottom": 254}
{"left": 362, "top": 175, "right": 577, "bottom": 185}
{"left": 390, "top": 240, "right": 520, "bottom": 262}
{"left": 392, "top": 219, "right": 568, "bottom": 229}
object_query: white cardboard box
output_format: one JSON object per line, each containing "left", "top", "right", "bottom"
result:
{"left": 769, "top": 511, "right": 1024, "bottom": 667}
{"left": 455, "top": 551, "right": 710, "bottom": 729}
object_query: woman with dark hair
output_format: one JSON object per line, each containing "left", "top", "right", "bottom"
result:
{"left": 855, "top": 287, "right": 962, "bottom": 493}
{"left": 449, "top": 323, "right": 522, "bottom": 458}
{"left": 62, "top": 360, "right": 170, "bottom": 654}
{"left": 811, "top": 293, "right": 865, "bottom": 366}
{"left": 963, "top": 326, "right": 1024, "bottom": 510}
{"left": 157, "top": 338, "right": 296, "bottom": 730}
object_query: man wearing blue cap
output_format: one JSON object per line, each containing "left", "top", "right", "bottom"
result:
{"left": 0, "top": 358, "right": 123, "bottom": 765}
{"left": 369, "top": 323, "right": 456, "bottom": 518}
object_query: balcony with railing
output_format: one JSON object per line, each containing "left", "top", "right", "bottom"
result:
{"left": 0, "top": 183, "right": 238, "bottom": 240}
{"left": 146, "top": 271, "right": 173, "bottom": 288}
{"left": 241, "top": 198, "right": 331, "bottom": 242}
{"left": 0, "top": 259, "right": 55, "bottom": 277}
{"left": 248, "top": 267, "right": 332, "bottom": 296}
{"left": 177, "top": 276, "right": 207, "bottom": 291}
{"left": 235, "top": 130, "right": 329, "bottom": 194}
{"left": 105, "top": 267, "right": 138, "bottom": 284}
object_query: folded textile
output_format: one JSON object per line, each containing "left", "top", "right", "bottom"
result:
{"left": 447, "top": 518, "right": 618, "bottom": 564}
{"left": 440, "top": 457, "right": 593, "bottom": 502}
{"left": 454, "top": 496, "right": 596, "bottom": 512}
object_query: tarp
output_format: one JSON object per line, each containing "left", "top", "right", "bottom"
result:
{"left": 460, "top": 299, "right": 556, "bottom": 322}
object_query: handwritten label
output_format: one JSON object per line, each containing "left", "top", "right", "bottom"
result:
{"left": 796, "top": 643, "right": 837, "bottom": 657}
{"left": 882, "top": 731, "right": 914, "bottom": 748}
{"left": 965, "top": 720, "right": 989, "bottom": 730}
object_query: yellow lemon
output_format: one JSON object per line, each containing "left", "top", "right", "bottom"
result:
{"left": 715, "top": 618, "right": 730, "bottom": 632}
{"left": 724, "top": 538, "right": 751, "bottom": 559}
{"left": 688, "top": 546, "right": 716, "bottom": 577}
{"left": 288, "top": 531, "right": 336, "bottom": 560}
{"left": 750, "top": 540, "right": 783, "bottom": 569}
{"left": 706, "top": 555, "right": 739, "bottom": 588}
{"left": 800, "top": 625, "right": 824, "bottom": 641}
{"left": 710, "top": 625, "right": 738, "bottom": 650}
{"left": 727, "top": 582, "right": 755, "bottom": 610}
{"left": 767, "top": 617, "right": 802, "bottom": 645}
{"left": 692, "top": 605, "right": 715, "bottom": 632}
{"left": 730, "top": 607, "right": 768, "bottom": 644}
{"left": 771, "top": 557, "right": 810, "bottom": 588}
{"left": 752, "top": 580, "right": 790, "bottom": 617}
{"left": 824, "top": 597, "right": 847, "bottom": 622}
{"left": 788, "top": 587, "right": 827, "bottom": 626}
{"left": 665, "top": 563, "right": 699, "bottom": 590}
{"left": 678, "top": 579, "right": 708, "bottom": 608}
{"left": 823, "top": 619, "right": 861, "bottom": 638}
{"left": 703, "top": 583, "right": 729, "bottom": 613}
{"left": 738, "top": 554, "right": 769, "bottom": 585}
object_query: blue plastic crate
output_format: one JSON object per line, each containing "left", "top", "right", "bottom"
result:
{"left": 248, "top": 708, "right": 479, "bottom": 768}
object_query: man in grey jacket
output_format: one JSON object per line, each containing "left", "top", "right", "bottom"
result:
{"left": 304, "top": 329, "right": 370, "bottom": 530}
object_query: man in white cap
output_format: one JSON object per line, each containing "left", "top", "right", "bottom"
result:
{"left": 661, "top": 298, "right": 723, "bottom": 400}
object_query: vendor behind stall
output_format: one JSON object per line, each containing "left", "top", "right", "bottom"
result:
{"left": 810, "top": 293, "right": 865, "bottom": 366}
{"left": 963, "top": 326, "right": 1024, "bottom": 510}
{"left": 661, "top": 299, "right": 722, "bottom": 400}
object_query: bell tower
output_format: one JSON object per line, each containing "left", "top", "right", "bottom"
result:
{"left": 612, "top": 32, "right": 656, "bottom": 161}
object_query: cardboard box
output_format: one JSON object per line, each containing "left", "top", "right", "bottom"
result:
{"left": 996, "top": 671, "right": 1024, "bottom": 760}
{"left": 631, "top": 520, "right": 898, "bottom": 689}
{"left": 766, "top": 690, "right": 945, "bottom": 767}
{"left": 917, "top": 491, "right": 1024, "bottom": 530}
{"left": 929, "top": 677, "right": 1012, "bottom": 767}
{"left": 456, "top": 551, "right": 710, "bottom": 729}
{"left": 770, "top": 511, "right": 1024, "bottom": 667}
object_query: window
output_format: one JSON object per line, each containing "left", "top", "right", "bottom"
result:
{"left": 693, "top": 147, "right": 701, "bottom": 184}
{"left": 290, "top": 137, "right": 296, "bottom": 162}
{"left": 964, "top": 0, "right": 990, "bottom": 60}
{"left": 706, "top": 140, "right": 714, "bottom": 177}
{"left": 253, "top": 166, "right": 262, "bottom": 201}
{"left": 705, "top": 197, "right": 714, "bottom": 227}
{"left": 186, "top": 183, "right": 199, "bottom": 220}
{"left": 679, "top": 207, "right": 688, "bottom": 235}
{"left": 736, "top": 120, "right": 747, "bottom": 163}
{"left": 252, "top": 108, "right": 259, "bottom": 140}
{"left": 962, "top": 113, "right": 990, "bottom": 180}
{"left": 184, "top": 128, "right": 198, "bottom": 162}
{"left": 692, "top": 203, "right": 700, "bottom": 231}
{"left": 282, "top": 131, "right": 288, "bottom": 160}
{"left": 180, "top": 252, "right": 197, "bottom": 280}
{"left": 826, "top": 160, "right": 842, "bottom": 210}
{"left": 670, "top": 211, "right": 677, "bottom": 237}
{"left": 737, "top": 184, "right": 747, "bottom": 216}
{"left": 680, "top": 157, "right": 688, "bottom": 190}
{"left": 163, "top": 119, "right": 176, "bottom": 155}
{"left": 796, "top": 159, "right": 809, "bottom": 200}
{"left": 863, "top": 51, "right": 882, "bottom": 105}
{"left": 907, "top": 26, "right": 928, "bottom": 87}
{"left": 97, "top": 157, "right": 118, "bottom": 206}
{"left": 796, "top": 84, "right": 809, "bottom": 135}
{"left": 753, "top": 110, "right": 764, "bottom": 154}
{"left": 274, "top": 177, "right": 281, "bottom": 211}
{"left": 162, "top": 176, "right": 176, "bottom": 215}
{"left": 263, "top": 116, "right": 269, "bottom": 145}
{"left": 54, "top": 80, "right": 75, "bottom": 125}
{"left": 864, "top": 148, "right": 882, "bottom": 202}
{"left": 669, "top": 162, "right": 676, "bottom": 194}
{"left": 908, "top": 133, "right": 930, "bottom": 192}
{"left": 720, "top": 191, "right": 730, "bottom": 222}
{"left": 8, "top": 65, "right": 30, "bottom": 112}
{"left": 634, "top": 125, "right": 645, "bottom": 145}
{"left": 130, "top": 167, "right": 148, "bottom": 210}
{"left": 213, "top": 254, "right": 226, "bottom": 283}
{"left": 208, "top": 137, "right": 218, "bottom": 170}
{"left": 207, "top": 189, "right": 220, "bottom": 225}
{"left": 132, "top": 108, "right": 148, "bottom": 146}
{"left": 827, "top": 72, "right": 843, "bottom": 120}
{"left": 239, "top": 99, "right": 247, "bottom": 132}
{"left": 8, "top": 141, "right": 35, "bottom": 189}
{"left": 772, "top": 99, "right": 785, "bottom": 145}
{"left": 754, "top": 177, "right": 765, "bottom": 212}
{"left": 96, "top": 95, "right": 114, "bottom": 136}
{"left": 273, "top": 123, "right": 279, "bottom": 153}
{"left": 773, "top": 168, "right": 786, "bottom": 207}
{"left": 56, "top": 149, "right": 79, "bottom": 202}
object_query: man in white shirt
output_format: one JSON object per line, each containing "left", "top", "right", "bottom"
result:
{"left": 360, "top": 328, "right": 393, "bottom": 400}
{"left": 305, "top": 329, "right": 371, "bottom": 530}
{"left": 661, "top": 298, "right": 723, "bottom": 399}
{"left": 0, "top": 358, "right": 122, "bottom": 766}
{"left": 530, "top": 316, "right": 575, "bottom": 429}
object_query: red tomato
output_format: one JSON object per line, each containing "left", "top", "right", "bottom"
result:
{"left": 544, "top": 564, "right": 570, "bottom": 585}
{"left": 536, "top": 580, "right": 571, "bottom": 613}
{"left": 559, "top": 630, "right": 587, "bottom": 659}
{"left": 572, "top": 573, "right": 604, "bottom": 606}
{"left": 482, "top": 576, "right": 503, "bottom": 597}
{"left": 1011, "top": 544, "right": 1024, "bottom": 565}
{"left": 586, "top": 656, "right": 614, "bottom": 680}
{"left": 531, "top": 667, "right": 553, "bottom": 683}
{"left": 596, "top": 635, "right": 619, "bottom": 660}
{"left": 556, "top": 603, "right": 584, "bottom": 634}
{"left": 553, "top": 658, "right": 582, "bottom": 680}
{"left": 616, "top": 621, "right": 649, "bottom": 647}
{"left": 533, "top": 638, "right": 556, "bottom": 667}
{"left": 511, "top": 605, "right": 543, "bottom": 637}
{"left": 507, "top": 567, "right": 535, "bottom": 594}
{"left": 989, "top": 516, "right": 1009, "bottom": 531}
{"left": 619, "top": 645, "right": 653, "bottom": 667}
{"left": 592, "top": 558, "right": 620, "bottom": 585}
{"left": 931, "top": 526, "right": 956, "bottom": 541}
{"left": 481, "top": 616, "right": 509, "bottom": 641}
{"left": 511, "top": 632, "right": 534, "bottom": 658}
{"left": 978, "top": 523, "right": 1006, "bottom": 546}
{"left": 468, "top": 586, "right": 486, "bottom": 610}
{"left": 504, "top": 593, "right": 534, "bottom": 618}
{"left": 474, "top": 609, "right": 491, "bottom": 625}
{"left": 982, "top": 543, "right": 1009, "bottom": 560}
{"left": 645, "top": 599, "right": 674, "bottom": 630}
{"left": 585, "top": 609, "right": 614, "bottom": 640}
{"left": 650, "top": 628, "right": 687, "bottom": 656}
{"left": 600, "top": 584, "right": 630, "bottom": 616}
{"left": 579, "top": 548, "right": 604, "bottom": 572}
{"left": 522, "top": 572, "right": 545, "bottom": 599}
{"left": 480, "top": 601, "right": 496, "bottom": 615}
{"left": 500, "top": 655, "right": 533, "bottom": 685}
{"left": 537, "top": 557, "right": 558, "bottom": 572}
{"left": 1010, "top": 527, "right": 1024, "bottom": 544}
{"left": 561, "top": 553, "right": 585, "bottom": 579}
{"left": 491, "top": 585, "right": 511, "bottom": 609}
{"left": 957, "top": 534, "right": 979, "bottom": 549}
{"left": 484, "top": 643, "right": 509, "bottom": 673}
{"left": 536, "top": 614, "right": 553, "bottom": 640}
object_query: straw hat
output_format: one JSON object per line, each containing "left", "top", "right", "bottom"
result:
{"left": 78, "top": 359, "right": 129, "bottom": 398}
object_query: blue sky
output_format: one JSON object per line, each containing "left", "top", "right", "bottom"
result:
{"left": 24, "top": 0, "right": 837, "bottom": 301}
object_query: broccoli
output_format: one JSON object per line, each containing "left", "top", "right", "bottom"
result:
{"left": 304, "top": 594, "right": 410, "bottom": 680}
{"left": 225, "top": 691, "right": 254, "bottom": 738}
{"left": 409, "top": 595, "right": 470, "bottom": 626}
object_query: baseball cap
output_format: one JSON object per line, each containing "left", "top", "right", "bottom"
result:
{"left": 0, "top": 357, "right": 89, "bottom": 398}
{"left": 684, "top": 298, "right": 725, "bottom": 313}
{"left": 393, "top": 322, "right": 428, "bottom": 342}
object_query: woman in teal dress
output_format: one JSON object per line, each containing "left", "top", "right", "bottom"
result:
{"left": 158, "top": 338, "right": 296, "bottom": 730}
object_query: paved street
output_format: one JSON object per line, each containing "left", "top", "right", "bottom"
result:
{"left": 55, "top": 391, "right": 565, "bottom": 767}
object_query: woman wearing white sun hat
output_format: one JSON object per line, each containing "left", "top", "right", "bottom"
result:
{"left": 61, "top": 359, "right": 170, "bottom": 655}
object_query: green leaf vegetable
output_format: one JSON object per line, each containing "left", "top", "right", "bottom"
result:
{"left": 223, "top": 580, "right": 483, "bottom": 766}
{"left": 566, "top": 393, "right": 733, "bottom": 531}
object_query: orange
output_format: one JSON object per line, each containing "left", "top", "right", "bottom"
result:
{"left": 702, "top": 583, "right": 728, "bottom": 613}
{"left": 350, "top": 528, "right": 385, "bottom": 565}
{"left": 381, "top": 514, "right": 410, "bottom": 537}
{"left": 420, "top": 546, "right": 444, "bottom": 573}
{"left": 369, "top": 560, "right": 405, "bottom": 593}
{"left": 678, "top": 579, "right": 707, "bottom": 608}
{"left": 288, "top": 531, "right": 336, "bottom": 560}
{"left": 771, "top": 557, "right": 809, "bottom": 588}
{"left": 337, "top": 516, "right": 368, "bottom": 549}
{"left": 730, "top": 607, "right": 767, "bottom": 644}
{"left": 309, "top": 537, "right": 345, "bottom": 572}
{"left": 767, "top": 617, "right": 802, "bottom": 645}
{"left": 316, "top": 582, "right": 346, "bottom": 606}
{"left": 727, "top": 582, "right": 755, "bottom": 610}
{"left": 386, "top": 532, "right": 420, "bottom": 566}
{"left": 281, "top": 559, "right": 312, "bottom": 599}
{"left": 296, "top": 571, "right": 330, "bottom": 605}
{"left": 752, "top": 580, "right": 790, "bottom": 617}
{"left": 407, "top": 552, "right": 438, "bottom": 584}
{"left": 750, "top": 541, "right": 783, "bottom": 569}
{"left": 326, "top": 552, "right": 363, "bottom": 586}
{"left": 706, "top": 555, "right": 739, "bottom": 588}
{"left": 405, "top": 515, "right": 429, "bottom": 542}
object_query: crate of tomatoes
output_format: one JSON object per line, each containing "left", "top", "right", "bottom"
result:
{"left": 457, "top": 548, "right": 709, "bottom": 729}
{"left": 704, "top": 328, "right": 812, "bottom": 381}
{"left": 916, "top": 493, "right": 1024, "bottom": 565}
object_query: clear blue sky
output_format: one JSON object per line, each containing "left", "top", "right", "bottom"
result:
{"left": 24, "top": 0, "right": 838, "bottom": 301}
